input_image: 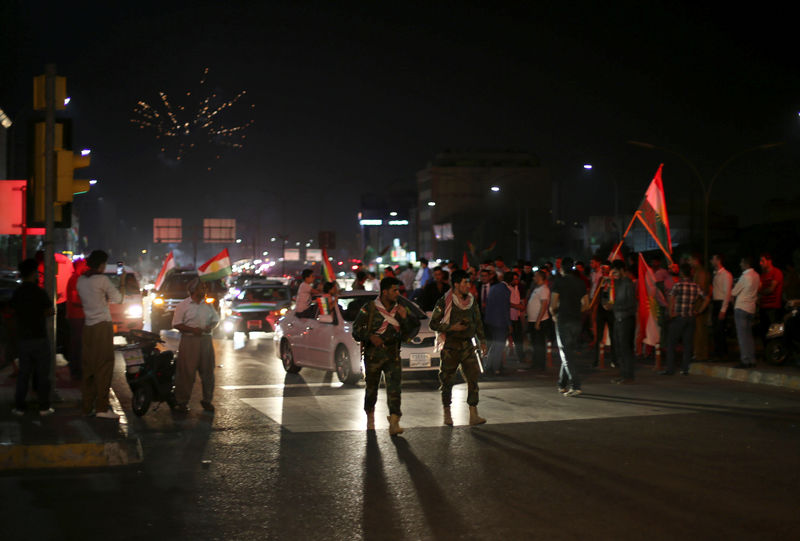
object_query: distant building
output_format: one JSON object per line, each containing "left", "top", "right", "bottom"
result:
{"left": 416, "top": 150, "right": 552, "bottom": 262}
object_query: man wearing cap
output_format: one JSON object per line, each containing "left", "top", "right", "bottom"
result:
{"left": 172, "top": 278, "right": 220, "bottom": 412}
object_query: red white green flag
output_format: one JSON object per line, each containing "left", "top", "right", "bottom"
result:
{"left": 198, "top": 248, "right": 232, "bottom": 281}
{"left": 154, "top": 251, "right": 176, "bottom": 291}
{"left": 322, "top": 248, "right": 336, "bottom": 283}
{"left": 636, "top": 164, "right": 672, "bottom": 261}
{"left": 636, "top": 253, "right": 663, "bottom": 350}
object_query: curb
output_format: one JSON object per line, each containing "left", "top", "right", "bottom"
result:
{"left": 0, "top": 390, "right": 144, "bottom": 471}
{"left": 690, "top": 362, "right": 800, "bottom": 391}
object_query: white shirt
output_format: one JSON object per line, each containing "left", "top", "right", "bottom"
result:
{"left": 398, "top": 269, "right": 415, "bottom": 292}
{"left": 77, "top": 274, "right": 122, "bottom": 326}
{"left": 296, "top": 281, "right": 313, "bottom": 312}
{"left": 712, "top": 266, "right": 733, "bottom": 312}
{"left": 731, "top": 268, "right": 760, "bottom": 314}
{"left": 172, "top": 297, "right": 220, "bottom": 333}
{"left": 526, "top": 284, "right": 550, "bottom": 322}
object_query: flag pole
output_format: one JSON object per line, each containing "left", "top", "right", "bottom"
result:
{"left": 634, "top": 213, "right": 674, "bottom": 265}
{"left": 609, "top": 213, "right": 640, "bottom": 261}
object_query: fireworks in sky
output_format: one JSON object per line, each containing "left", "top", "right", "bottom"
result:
{"left": 131, "top": 68, "right": 255, "bottom": 168}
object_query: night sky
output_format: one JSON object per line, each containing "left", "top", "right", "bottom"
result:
{"left": 2, "top": 1, "right": 799, "bottom": 259}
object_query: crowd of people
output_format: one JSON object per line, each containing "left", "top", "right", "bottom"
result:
{"left": 346, "top": 251, "right": 798, "bottom": 432}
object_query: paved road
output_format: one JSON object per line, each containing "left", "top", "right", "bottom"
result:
{"left": 3, "top": 332, "right": 800, "bottom": 540}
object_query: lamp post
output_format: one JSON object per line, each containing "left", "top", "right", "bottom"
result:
{"left": 628, "top": 140, "right": 783, "bottom": 263}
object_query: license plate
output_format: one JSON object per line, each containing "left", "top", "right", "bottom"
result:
{"left": 247, "top": 320, "right": 263, "bottom": 330}
{"left": 409, "top": 353, "right": 431, "bottom": 368}
{"left": 122, "top": 348, "right": 144, "bottom": 366}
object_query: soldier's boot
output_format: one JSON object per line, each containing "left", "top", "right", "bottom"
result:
{"left": 387, "top": 414, "right": 404, "bottom": 435}
{"left": 469, "top": 406, "right": 486, "bottom": 426}
{"left": 366, "top": 411, "right": 375, "bottom": 431}
{"left": 443, "top": 406, "right": 453, "bottom": 426}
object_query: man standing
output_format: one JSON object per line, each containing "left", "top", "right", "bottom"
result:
{"left": 607, "top": 261, "right": 636, "bottom": 384}
{"left": 483, "top": 272, "right": 511, "bottom": 376}
{"left": 415, "top": 258, "right": 432, "bottom": 290}
{"left": 172, "top": 279, "right": 220, "bottom": 412}
{"left": 690, "top": 254, "right": 712, "bottom": 361}
{"left": 397, "top": 264, "right": 416, "bottom": 295}
{"left": 429, "top": 270, "right": 487, "bottom": 426}
{"left": 661, "top": 263, "right": 709, "bottom": 376}
{"left": 10, "top": 259, "right": 55, "bottom": 416}
{"left": 731, "top": 256, "right": 760, "bottom": 368}
{"left": 419, "top": 266, "right": 450, "bottom": 312}
{"left": 758, "top": 253, "right": 784, "bottom": 343}
{"left": 77, "top": 250, "right": 124, "bottom": 419}
{"left": 352, "top": 277, "right": 419, "bottom": 435}
{"left": 66, "top": 258, "right": 88, "bottom": 379}
{"left": 550, "top": 257, "right": 586, "bottom": 396}
{"left": 710, "top": 254, "right": 733, "bottom": 360}
{"left": 526, "top": 270, "right": 551, "bottom": 370}
{"left": 508, "top": 272, "right": 525, "bottom": 362}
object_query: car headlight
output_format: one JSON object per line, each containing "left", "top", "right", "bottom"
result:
{"left": 152, "top": 297, "right": 164, "bottom": 306}
{"left": 126, "top": 304, "right": 143, "bottom": 318}
{"left": 767, "top": 322, "right": 784, "bottom": 339}
{"left": 205, "top": 297, "right": 215, "bottom": 304}
{"left": 223, "top": 320, "right": 235, "bottom": 333}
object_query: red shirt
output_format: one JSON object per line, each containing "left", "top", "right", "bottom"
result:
{"left": 760, "top": 267, "right": 784, "bottom": 309}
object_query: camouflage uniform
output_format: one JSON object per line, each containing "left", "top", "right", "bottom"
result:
{"left": 429, "top": 294, "right": 486, "bottom": 407}
{"left": 352, "top": 300, "right": 419, "bottom": 416}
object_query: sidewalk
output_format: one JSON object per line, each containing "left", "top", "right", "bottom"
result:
{"left": 0, "top": 357, "right": 143, "bottom": 471}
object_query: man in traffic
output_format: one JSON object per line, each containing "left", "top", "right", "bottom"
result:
{"left": 295, "top": 268, "right": 319, "bottom": 318}
{"left": 352, "top": 277, "right": 419, "bottom": 435}
{"left": 172, "top": 278, "right": 220, "bottom": 412}
{"left": 77, "top": 250, "right": 124, "bottom": 419}
{"left": 429, "top": 269, "right": 488, "bottom": 426}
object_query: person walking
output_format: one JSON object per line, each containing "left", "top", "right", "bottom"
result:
{"left": 483, "top": 272, "right": 511, "bottom": 376}
{"left": 526, "top": 270, "right": 552, "bottom": 370}
{"left": 429, "top": 269, "right": 487, "bottom": 426}
{"left": 352, "top": 277, "right": 419, "bottom": 435}
{"left": 10, "top": 259, "right": 55, "bottom": 416}
{"left": 710, "top": 254, "right": 733, "bottom": 360}
{"left": 661, "top": 263, "right": 709, "bottom": 376}
{"left": 550, "top": 257, "right": 587, "bottom": 396}
{"left": 77, "top": 250, "right": 124, "bottom": 419}
{"left": 731, "top": 256, "right": 760, "bottom": 368}
{"left": 607, "top": 261, "right": 636, "bottom": 384}
{"left": 172, "top": 279, "right": 220, "bottom": 412}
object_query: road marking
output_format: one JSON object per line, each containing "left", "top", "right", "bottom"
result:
{"left": 221, "top": 382, "right": 347, "bottom": 390}
{"left": 240, "top": 386, "right": 678, "bottom": 432}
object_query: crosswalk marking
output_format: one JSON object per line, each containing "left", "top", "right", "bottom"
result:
{"left": 240, "top": 386, "right": 678, "bottom": 432}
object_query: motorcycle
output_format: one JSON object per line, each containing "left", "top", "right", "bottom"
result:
{"left": 764, "top": 299, "right": 800, "bottom": 366}
{"left": 118, "top": 329, "right": 177, "bottom": 415}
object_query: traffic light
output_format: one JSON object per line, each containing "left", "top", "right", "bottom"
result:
{"left": 33, "top": 74, "right": 67, "bottom": 111}
{"left": 56, "top": 149, "right": 91, "bottom": 203}
{"left": 31, "top": 122, "right": 64, "bottom": 223}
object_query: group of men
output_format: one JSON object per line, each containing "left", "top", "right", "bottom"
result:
{"left": 9, "top": 249, "right": 219, "bottom": 418}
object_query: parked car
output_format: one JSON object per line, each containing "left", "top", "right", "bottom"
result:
{"left": 222, "top": 282, "right": 292, "bottom": 339}
{"left": 273, "top": 291, "right": 439, "bottom": 384}
{"left": 150, "top": 271, "right": 226, "bottom": 334}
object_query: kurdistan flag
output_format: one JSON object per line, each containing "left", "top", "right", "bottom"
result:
{"left": 636, "top": 253, "right": 663, "bottom": 350}
{"left": 198, "top": 248, "right": 232, "bottom": 281}
{"left": 154, "top": 251, "right": 176, "bottom": 290}
{"left": 636, "top": 164, "right": 672, "bottom": 261}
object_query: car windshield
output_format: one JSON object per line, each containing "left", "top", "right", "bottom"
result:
{"left": 159, "top": 274, "right": 226, "bottom": 297}
{"left": 237, "top": 287, "right": 289, "bottom": 302}
{"left": 105, "top": 273, "right": 141, "bottom": 295}
{"left": 338, "top": 295, "right": 426, "bottom": 322}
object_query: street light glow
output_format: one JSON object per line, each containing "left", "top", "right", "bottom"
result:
{"left": 81, "top": 149, "right": 91, "bottom": 156}
{"left": 89, "top": 179, "right": 98, "bottom": 185}
{"left": 427, "top": 201, "right": 436, "bottom": 207}
{"left": 490, "top": 186, "right": 500, "bottom": 192}
{"left": 583, "top": 164, "right": 592, "bottom": 170}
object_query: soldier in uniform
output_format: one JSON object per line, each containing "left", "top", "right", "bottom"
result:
{"left": 429, "top": 269, "right": 488, "bottom": 426}
{"left": 353, "top": 277, "right": 419, "bottom": 435}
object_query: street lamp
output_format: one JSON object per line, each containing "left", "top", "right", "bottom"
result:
{"left": 628, "top": 140, "right": 784, "bottom": 263}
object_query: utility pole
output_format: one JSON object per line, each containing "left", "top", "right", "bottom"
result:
{"left": 43, "top": 64, "right": 58, "bottom": 387}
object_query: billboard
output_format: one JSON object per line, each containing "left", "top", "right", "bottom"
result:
{"left": 203, "top": 218, "right": 236, "bottom": 243}
{"left": 0, "top": 180, "right": 46, "bottom": 235}
{"left": 284, "top": 248, "right": 301, "bottom": 261}
{"left": 306, "top": 248, "right": 322, "bottom": 261}
{"left": 153, "top": 218, "right": 182, "bottom": 243}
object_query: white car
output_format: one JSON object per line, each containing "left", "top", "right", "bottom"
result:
{"left": 103, "top": 266, "right": 144, "bottom": 334}
{"left": 273, "top": 291, "right": 439, "bottom": 384}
